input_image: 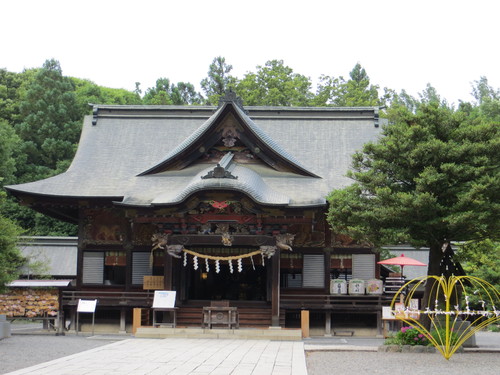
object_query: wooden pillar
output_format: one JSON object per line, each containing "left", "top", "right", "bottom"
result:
{"left": 119, "top": 308, "right": 126, "bottom": 333}
{"left": 324, "top": 311, "right": 332, "bottom": 336}
{"left": 124, "top": 220, "right": 133, "bottom": 291}
{"left": 324, "top": 248, "right": 332, "bottom": 293}
{"left": 76, "top": 209, "right": 86, "bottom": 289}
{"left": 164, "top": 251, "right": 173, "bottom": 290}
{"left": 376, "top": 303, "right": 382, "bottom": 337}
{"left": 301, "top": 310, "right": 310, "bottom": 338}
{"left": 271, "top": 248, "right": 281, "bottom": 327}
{"left": 132, "top": 308, "right": 142, "bottom": 335}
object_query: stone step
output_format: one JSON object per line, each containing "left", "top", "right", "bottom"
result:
{"left": 134, "top": 326, "right": 302, "bottom": 341}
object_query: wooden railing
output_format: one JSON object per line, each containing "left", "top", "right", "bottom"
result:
{"left": 62, "top": 290, "right": 154, "bottom": 307}
{"left": 280, "top": 293, "right": 393, "bottom": 312}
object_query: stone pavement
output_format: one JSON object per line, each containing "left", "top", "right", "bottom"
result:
{"left": 3, "top": 338, "right": 308, "bottom": 375}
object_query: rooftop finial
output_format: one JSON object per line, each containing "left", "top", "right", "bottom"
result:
{"left": 218, "top": 89, "right": 245, "bottom": 111}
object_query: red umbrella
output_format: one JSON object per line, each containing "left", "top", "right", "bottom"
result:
{"left": 377, "top": 253, "right": 426, "bottom": 277}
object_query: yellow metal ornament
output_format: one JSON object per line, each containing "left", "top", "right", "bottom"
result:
{"left": 391, "top": 275, "right": 500, "bottom": 360}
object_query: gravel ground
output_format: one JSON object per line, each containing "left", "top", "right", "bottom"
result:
{"left": 0, "top": 334, "right": 120, "bottom": 374}
{"left": 306, "top": 351, "right": 500, "bottom": 375}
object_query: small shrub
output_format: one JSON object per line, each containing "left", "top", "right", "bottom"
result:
{"left": 429, "top": 327, "right": 459, "bottom": 346}
{"left": 384, "top": 326, "right": 428, "bottom": 346}
{"left": 489, "top": 324, "right": 499, "bottom": 333}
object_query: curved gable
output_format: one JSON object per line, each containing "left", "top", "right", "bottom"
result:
{"left": 138, "top": 99, "right": 320, "bottom": 178}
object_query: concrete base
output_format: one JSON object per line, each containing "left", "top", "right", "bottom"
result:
{"left": 135, "top": 326, "right": 302, "bottom": 341}
{"left": 0, "top": 315, "right": 11, "bottom": 339}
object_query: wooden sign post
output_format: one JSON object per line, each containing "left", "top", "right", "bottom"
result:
{"left": 76, "top": 299, "right": 97, "bottom": 336}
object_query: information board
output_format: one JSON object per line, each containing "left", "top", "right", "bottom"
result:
{"left": 152, "top": 291, "right": 176, "bottom": 309}
{"left": 77, "top": 299, "right": 97, "bottom": 313}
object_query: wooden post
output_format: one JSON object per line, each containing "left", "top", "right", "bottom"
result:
{"left": 271, "top": 248, "right": 281, "bottom": 327}
{"left": 119, "top": 308, "right": 126, "bottom": 333}
{"left": 301, "top": 310, "right": 310, "bottom": 338}
{"left": 324, "top": 311, "right": 332, "bottom": 336}
{"left": 124, "top": 220, "right": 133, "bottom": 292}
{"left": 132, "top": 308, "right": 142, "bottom": 335}
{"left": 164, "top": 250, "right": 173, "bottom": 290}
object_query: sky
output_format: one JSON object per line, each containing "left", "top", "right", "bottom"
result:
{"left": 2, "top": 0, "right": 499, "bottom": 106}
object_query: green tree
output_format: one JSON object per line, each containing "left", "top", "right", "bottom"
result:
{"left": 469, "top": 77, "right": 500, "bottom": 122}
{"left": 72, "top": 77, "right": 142, "bottom": 116}
{"left": 236, "top": 60, "right": 313, "bottom": 106}
{"left": 143, "top": 78, "right": 202, "bottom": 105}
{"left": 15, "top": 59, "right": 81, "bottom": 182}
{"left": 0, "top": 119, "right": 20, "bottom": 186}
{"left": 0, "top": 191, "right": 24, "bottom": 291}
{"left": 0, "top": 69, "right": 26, "bottom": 125}
{"left": 327, "top": 103, "right": 500, "bottom": 311}
{"left": 200, "top": 56, "right": 236, "bottom": 105}
{"left": 313, "top": 64, "right": 380, "bottom": 107}
{"left": 313, "top": 74, "right": 342, "bottom": 106}
{"left": 455, "top": 240, "right": 499, "bottom": 287}
{"left": 336, "top": 63, "right": 380, "bottom": 106}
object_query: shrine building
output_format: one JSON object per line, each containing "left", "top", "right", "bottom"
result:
{"left": 6, "top": 93, "right": 392, "bottom": 334}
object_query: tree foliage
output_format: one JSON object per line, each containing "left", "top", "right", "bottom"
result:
{"left": 15, "top": 59, "right": 81, "bottom": 182}
{"left": 200, "top": 56, "right": 236, "bottom": 105}
{"left": 236, "top": 60, "right": 313, "bottom": 106}
{"left": 327, "top": 103, "right": 500, "bottom": 279}
{"left": 143, "top": 78, "right": 203, "bottom": 105}
{"left": 314, "top": 63, "right": 380, "bottom": 107}
{"left": 72, "top": 77, "right": 142, "bottom": 115}
{"left": 0, "top": 191, "right": 24, "bottom": 291}
{"left": 455, "top": 240, "right": 499, "bottom": 289}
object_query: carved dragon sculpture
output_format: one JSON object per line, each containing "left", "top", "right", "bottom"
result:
{"left": 275, "top": 233, "right": 295, "bottom": 251}
{"left": 151, "top": 232, "right": 184, "bottom": 261}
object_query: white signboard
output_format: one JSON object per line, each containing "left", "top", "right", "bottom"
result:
{"left": 382, "top": 306, "right": 396, "bottom": 320}
{"left": 152, "top": 290, "right": 176, "bottom": 309}
{"left": 77, "top": 299, "right": 97, "bottom": 313}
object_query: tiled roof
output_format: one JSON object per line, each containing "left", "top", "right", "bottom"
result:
{"left": 6, "top": 104, "right": 382, "bottom": 208}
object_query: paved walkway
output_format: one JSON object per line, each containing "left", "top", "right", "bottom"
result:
{"left": 4, "top": 338, "right": 308, "bottom": 375}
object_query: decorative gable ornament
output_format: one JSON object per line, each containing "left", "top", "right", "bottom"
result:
{"left": 218, "top": 90, "right": 246, "bottom": 112}
{"left": 201, "top": 152, "right": 238, "bottom": 180}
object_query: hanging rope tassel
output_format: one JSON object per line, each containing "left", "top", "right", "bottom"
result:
{"left": 251, "top": 256, "right": 255, "bottom": 271}
{"left": 237, "top": 258, "right": 243, "bottom": 273}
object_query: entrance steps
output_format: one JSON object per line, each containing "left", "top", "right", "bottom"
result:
{"left": 134, "top": 326, "right": 302, "bottom": 341}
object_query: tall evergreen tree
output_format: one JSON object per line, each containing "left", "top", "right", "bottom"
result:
{"left": 327, "top": 103, "right": 500, "bottom": 312}
{"left": 15, "top": 59, "right": 81, "bottom": 182}
{"left": 200, "top": 56, "right": 236, "bottom": 105}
